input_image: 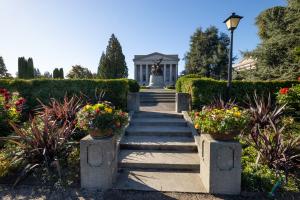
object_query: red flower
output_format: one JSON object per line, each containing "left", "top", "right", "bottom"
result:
{"left": 279, "top": 88, "right": 289, "bottom": 95}
{"left": 298, "top": 77, "right": 300, "bottom": 81}
{"left": 4, "top": 105, "right": 10, "bottom": 109}
{"left": 95, "top": 108, "right": 100, "bottom": 114}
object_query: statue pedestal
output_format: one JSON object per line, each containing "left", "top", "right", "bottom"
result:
{"left": 148, "top": 75, "right": 164, "bottom": 88}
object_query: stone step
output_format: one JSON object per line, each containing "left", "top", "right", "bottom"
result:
{"left": 133, "top": 112, "right": 183, "bottom": 119}
{"left": 114, "top": 170, "right": 206, "bottom": 193}
{"left": 119, "top": 150, "right": 200, "bottom": 171}
{"left": 131, "top": 118, "right": 187, "bottom": 126}
{"left": 140, "top": 92, "right": 175, "bottom": 96}
{"left": 120, "top": 136, "right": 197, "bottom": 152}
{"left": 140, "top": 99, "right": 175, "bottom": 103}
{"left": 125, "top": 126, "right": 192, "bottom": 137}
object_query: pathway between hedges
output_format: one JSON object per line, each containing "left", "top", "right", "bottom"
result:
{"left": 113, "top": 89, "right": 206, "bottom": 193}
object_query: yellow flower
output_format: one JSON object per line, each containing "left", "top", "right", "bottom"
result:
{"left": 84, "top": 105, "right": 92, "bottom": 111}
{"left": 233, "top": 106, "right": 239, "bottom": 111}
{"left": 234, "top": 112, "right": 241, "bottom": 118}
{"left": 194, "top": 124, "right": 200, "bottom": 129}
{"left": 105, "top": 107, "right": 112, "bottom": 113}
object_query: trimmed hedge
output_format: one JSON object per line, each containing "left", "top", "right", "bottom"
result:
{"left": 176, "top": 77, "right": 299, "bottom": 108}
{"left": 0, "top": 78, "right": 139, "bottom": 111}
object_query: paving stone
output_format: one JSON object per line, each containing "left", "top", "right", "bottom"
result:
{"left": 114, "top": 170, "right": 206, "bottom": 193}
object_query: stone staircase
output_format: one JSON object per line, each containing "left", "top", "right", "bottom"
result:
{"left": 114, "top": 110, "right": 205, "bottom": 193}
{"left": 140, "top": 91, "right": 176, "bottom": 112}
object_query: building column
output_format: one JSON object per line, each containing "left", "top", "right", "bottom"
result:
{"left": 163, "top": 64, "right": 166, "bottom": 83}
{"left": 146, "top": 65, "right": 149, "bottom": 84}
{"left": 139, "top": 64, "right": 143, "bottom": 84}
{"left": 175, "top": 64, "right": 178, "bottom": 80}
{"left": 134, "top": 65, "right": 137, "bottom": 80}
{"left": 170, "top": 64, "right": 173, "bottom": 84}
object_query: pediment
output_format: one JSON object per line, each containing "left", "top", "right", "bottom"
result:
{"left": 134, "top": 52, "right": 179, "bottom": 62}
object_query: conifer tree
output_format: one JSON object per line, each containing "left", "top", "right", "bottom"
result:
{"left": 59, "top": 68, "right": 64, "bottom": 78}
{"left": 97, "top": 34, "right": 128, "bottom": 78}
{"left": 0, "top": 56, "right": 11, "bottom": 78}
{"left": 27, "top": 58, "right": 34, "bottom": 79}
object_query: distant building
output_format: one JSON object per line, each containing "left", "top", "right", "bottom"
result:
{"left": 233, "top": 57, "right": 257, "bottom": 71}
{"left": 133, "top": 52, "right": 179, "bottom": 86}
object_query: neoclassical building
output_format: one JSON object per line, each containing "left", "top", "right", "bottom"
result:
{"left": 133, "top": 52, "right": 179, "bottom": 86}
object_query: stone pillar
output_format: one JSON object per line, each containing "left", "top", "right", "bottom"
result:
{"left": 199, "top": 134, "right": 242, "bottom": 195}
{"left": 163, "top": 64, "right": 166, "bottom": 83}
{"left": 176, "top": 93, "right": 191, "bottom": 113}
{"left": 127, "top": 92, "right": 140, "bottom": 111}
{"left": 139, "top": 64, "right": 143, "bottom": 84}
{"left": 134, "top": 65, "right": 136, "bottom": 80}
{"left": 170, "top": 64, "right": 173, "bottom": 85}
{"left": 80, "top": 135, "right": 118, "bottom": 190}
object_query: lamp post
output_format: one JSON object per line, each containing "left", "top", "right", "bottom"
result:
{"left": 223, "top": 12, "right": 243, "bottom": 100}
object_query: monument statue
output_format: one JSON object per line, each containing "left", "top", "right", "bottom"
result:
{"left": 148, "top": 58, "right": 165, "bottom": 88}
{"left": 151, "top": 58, "right": 163, "bottom": 76}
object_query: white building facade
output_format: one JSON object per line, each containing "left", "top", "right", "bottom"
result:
{"left": 233, "top": 57, "right": 257, "bottom": 71}
{"left": 133, "top": 52, "right": 179, "bottom": 86}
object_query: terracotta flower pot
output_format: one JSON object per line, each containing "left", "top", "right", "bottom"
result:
{"left": 208, "top": 131, "right": 240, "bottom": 141}
{"left": 88, "top": 128, "right": 113, "bottom": 139}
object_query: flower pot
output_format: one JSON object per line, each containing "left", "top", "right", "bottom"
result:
{"left": 88, "top": 128, "right": 113, "bottom": 139}
{"left": 208, "top": 131, "right": 240, "bottom": 141}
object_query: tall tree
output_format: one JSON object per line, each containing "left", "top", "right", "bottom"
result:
{"left": 27, "top": 58, "right": 34, "bottom": 79}
{"left": 0, "top": 56, "right": 11, "bottom": 78}
{"left": 59, "top": 68, "right": 64, "bottom": 79}
{"left": 53, "top": 68, "right": 60, "bottom": 78}
{"left": 34, "top": 68, "right": 41, "bottom": 78}
{"left": 97, "top": 34, "right": 128, "bottom": 78}
{"left": 18, "top": 57, "right": 34, "bottom": 79}
{"left": 67, "top": 65, "right": 93, "bottom": 79}
{"left": 43, "top": 71, "right": 52, "bottom": 78}
{"left": 18, "top": 57, "right": 27, "bottom": 78}
{"left": 236, "top": 0, "right": 300, "bottom": 80}
{"left": 184, "top": 26, "right": 230, "bottom": 79}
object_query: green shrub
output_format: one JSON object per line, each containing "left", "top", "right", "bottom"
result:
{"left": 176, "top": 76, "right": 298, "bottom": 109}
{"left": 241, "top": 145, "right": 299, "bottom": 192}
{"left": 126, "top": 79, "right": 140, "bottom": 92}
{"left": 277, "top": 84, "right": 300, "bottom": 120}
{"left": 0, "top": 79, "right": 136, "bottom": 111}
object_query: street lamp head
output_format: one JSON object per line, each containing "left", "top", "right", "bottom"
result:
{"left": 223, "top": 12, "right": 243, "bottom": 31}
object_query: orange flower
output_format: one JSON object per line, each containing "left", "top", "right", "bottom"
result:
{"left": 279, "top": 88, "right": 289, "bottom": 95}
{"left": 194, "top": 124, "right": 200, "bottom": 129}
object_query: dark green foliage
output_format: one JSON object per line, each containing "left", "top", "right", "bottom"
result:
{"left": 59, "top": 68, "right": 64, "bottom": 78}
{"left": 53, "top": 68, "right": 59, "bottom": 78}
{"left": 185, "top": 26, "right": 230, "bottom": 79}
{"left": 241, "top": 145, "right": 299, "bottom": 192}
{"left": 0, "top": 57, "right": 11, "bottom": 78}
{"left": 237, "top": 1, "right": 300, "bottom": 80}
{"left": 0, "top": 79, "right": 138, "bottom": 111}
{"left": 53, "top": 68, "right": 64, "bottom": 79}
{"left": 126, "top": 79, "right": 140, "bottom": 93}
{"left": 67, "top": 65, "right": 93, "bottom": 79}
{"left": 176, "top": 76, "right": 298, "bottom": 109}
{"left": 18, "top": 57, "right": 34, "bottom": 79}
{"left": 98, "top": 34, "right": 128, "bottom": 78}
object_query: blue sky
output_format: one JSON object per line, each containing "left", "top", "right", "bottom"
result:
{"left": 0, "top": 0, "right": 286, "bottom": 78}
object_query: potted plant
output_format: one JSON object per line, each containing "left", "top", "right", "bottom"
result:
{"left": 192, "top": 106, "right": 250, "bottom": 140}
{"left": 76, "top": 101, "right": 128, "bottom": 139}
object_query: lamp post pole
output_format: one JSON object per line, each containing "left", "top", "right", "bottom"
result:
{"left": 227, "top": 29, "right": 234, "bottom": 99}
{"left": 224, "top": 12, "right": 243, "bottom": 101}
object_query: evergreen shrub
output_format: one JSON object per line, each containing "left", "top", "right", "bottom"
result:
{"left": 0, "top": 79, "right": 139, "bottom": 111}
{"left": 176, "top": 76, "right": 298, "bottom": 109}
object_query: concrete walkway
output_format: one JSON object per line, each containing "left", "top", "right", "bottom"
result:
{"left": 114, "top": 90, "right": 205, "bottom": 193}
